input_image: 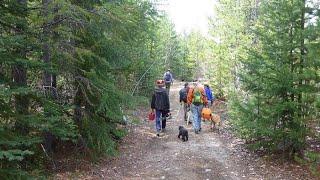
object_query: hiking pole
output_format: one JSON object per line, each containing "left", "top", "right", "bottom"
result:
{"left": 131, "top": 60, "right": 159, "bottom": 96}
{"left": 173, "top": 103, "right": 182, "bottom": 120}
{"left": 131, "top": 55, "right": 167, "bottom": 96}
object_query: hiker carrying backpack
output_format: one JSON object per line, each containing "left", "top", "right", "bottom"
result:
{"left": 163, "top": 69, "right": 173, "bottom": 95}
{"left": 192, "top": 87, "right": 203, "bottom": 105}
{"left": 187, "top": 82, "right": 208, "bottom": 134}
{"left": 164, "top": 72, "right": 171, "bottom": 82}
{"left": 179, "top": 83, "right": 189, "bottom": 103}
{"left": 204, "top": 83, "right": 214, "bottom": 106}
{"left": 179, "top": 82, "right": 190, "bottom": 122}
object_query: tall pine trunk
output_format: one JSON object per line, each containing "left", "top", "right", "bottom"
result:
{"left": 297, "top": 0, "right": 307, "bottom": 153}
{"left": 42, "top": 0, "right": 58, "bottom": 153}
{"left": 42, "top": 0, "right": 57, "bottom": 96}
{"left": 13, "top": 0, "right": 29, "bottom": 134}
{"left": 298, "top": 0, "right": 306, "bottom": 113}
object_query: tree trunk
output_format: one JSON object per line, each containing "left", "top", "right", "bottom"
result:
{"left": 298, "top": 0, "right": 306, "bottom": 120}
{"left": 42, "top": 0, "right": 56, "bottom": 96}
{"left": 42, "top": 0, "right": 58, "bottom": 153}
{"left": 74, "top": 87, "right": 83, "bottom": 128}
{"left": 13, "top": 0, "right": 29, "bottom": 134}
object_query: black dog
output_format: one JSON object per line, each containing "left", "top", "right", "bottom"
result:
{"left": 178, "top": 126, "right": 188, "bottom": 141}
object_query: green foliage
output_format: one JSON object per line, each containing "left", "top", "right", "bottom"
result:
{"left": 182, "top": 31, "right": 207, "bottom": 81}
{"left": 294, "top": 151, "right": 320, "bottom": 176}
{"left": 0, "top": 0, "right": 198, "bottom": 177}
{"left": 0, "top": 0, "right": 179, "bottom": 178}
{"left": 0, "top": 168, "right": 32, "bottom": 180}
{"left": 225, "top": 0, "right": 320, "bottom": 156}
{"left": 1, "top": 1, "right": 78, "bottom": 178}
{"left": 305, "top": 151, "right": 320, "bottom": 175}
{"left": 82, "top": 117, "right": 118, "bottom": 158}
{"left": 208, "top": 0, "right": 255, "bottom": 98}
{"left": 131, "top": 16, "right": 193, "bottom": 95}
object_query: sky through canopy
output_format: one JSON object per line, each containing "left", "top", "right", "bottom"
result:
{"left": 163, "top": 0, "right": 217, "bottom": 35}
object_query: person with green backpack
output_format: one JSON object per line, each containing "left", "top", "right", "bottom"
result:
{"left": 187, "top": 81, "right": 208, "bottom": 134}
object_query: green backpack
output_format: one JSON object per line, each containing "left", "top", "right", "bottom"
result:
{"left": 193, "top": 88, "right": 202, "bottom": 104}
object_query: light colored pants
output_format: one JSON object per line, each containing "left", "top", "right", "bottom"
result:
{"left": 191, "top": 104, "right": 203, "bottom": 131}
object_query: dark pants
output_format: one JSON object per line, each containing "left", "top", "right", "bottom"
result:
{"left": 165, "top": 82, "right": 171, "bottom": 95}
{"left": 183, "top": 102, "right": 188, "bottom": 121}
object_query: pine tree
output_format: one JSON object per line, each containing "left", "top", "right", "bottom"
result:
{"left": 208, "top": 0, "right": 256, "bottom": 98}
{"left": 0, "top": 0, "right": 239, "bottom": 177}
{"left": 0, "top": 0, "right": 167, "bottom": 177}
{"left": 231, "top": 0, "right": 320, "bottom": 156}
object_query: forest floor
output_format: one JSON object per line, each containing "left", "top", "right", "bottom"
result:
{"left": 54, "top": 82, "right": 317, "bottom": 180}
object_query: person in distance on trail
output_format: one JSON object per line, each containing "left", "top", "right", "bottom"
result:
{"left": 179, "top": 82, "right": 190, "bottom": 123}
{"left": 163, "top": 69, "right": 173, "bottom": 95}
{"left": 151, "top": 80, "right": 170, "bottom": 137}
{"left": 204, "top": 83, "right": 215, "bottom": 107}
{"left": 187, "top": 81, "right": 208, "bottom": 134}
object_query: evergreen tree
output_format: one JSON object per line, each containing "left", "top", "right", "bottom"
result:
{"left": 0, "top": 0, "right": 171, "bottom": 178}
{"left": 231, "top": 0, "right": 320, "bottom": 156}
{"left": 208, "top": 0, "right": 256, "bottom": 98}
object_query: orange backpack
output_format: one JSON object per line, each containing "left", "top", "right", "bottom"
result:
{"left": 201, "top": 107, "right": 212, "bottom": 120}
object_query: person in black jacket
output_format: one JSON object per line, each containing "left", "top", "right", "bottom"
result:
{"left": 179, "top": 82, "right": 190, "bottom": 122}
{"left": 151, "top": 80, "right": 170, "bottom": 136}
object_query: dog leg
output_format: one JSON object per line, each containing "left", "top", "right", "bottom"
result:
{"left": 210, "top": 121, "right": 214, "bottom": 130}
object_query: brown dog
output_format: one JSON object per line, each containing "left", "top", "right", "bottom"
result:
{"left": 209, "top": 113, "right": 221, "bottom": 131}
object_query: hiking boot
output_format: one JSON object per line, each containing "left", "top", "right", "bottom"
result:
{"left": 161, "top": 128, "right": 166, "bottom": 133}
{"left": 195, "top": 130, "right": 199, "bottom": 134}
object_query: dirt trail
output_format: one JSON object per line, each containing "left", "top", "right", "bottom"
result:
{"left": 74, "top": 82, "right": 315, "bottom": 180}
